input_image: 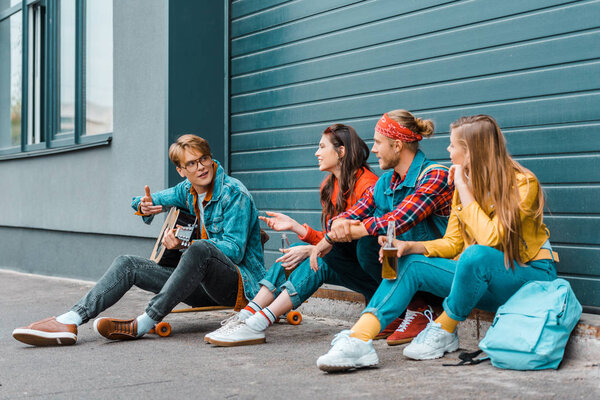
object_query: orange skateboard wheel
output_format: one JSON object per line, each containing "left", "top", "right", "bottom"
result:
{"left": 286, "top": 311, "right": 302, "bottom": 325}
{"left": 155, "top": 321, "right": 172, "bottom": 337}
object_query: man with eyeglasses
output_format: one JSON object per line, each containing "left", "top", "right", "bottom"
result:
{"left": 12, "top": 134, "right": 266, "bottom": 346}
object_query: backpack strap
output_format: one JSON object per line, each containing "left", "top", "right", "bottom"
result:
{"left": 418, "top": 163, "right": 448, "bottom": 181}
{"left": 442, "top": 350, "right": 490, "bottom": 367}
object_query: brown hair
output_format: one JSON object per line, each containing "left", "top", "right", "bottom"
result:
{"left": 320, "top": 124, "right": 371, "bottom": 228}
{"left": 450, "top": 115, "right": 545, "bottom": 269}
{"left": 386, "top": 109, "right": 435, "bottom": 152}
{"left": 168, "top": 134, "right": 212, "bottom": 167}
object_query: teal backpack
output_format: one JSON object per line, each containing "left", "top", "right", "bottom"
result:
{"left": 478, "top": 279, "right": 582, "bottom": 370}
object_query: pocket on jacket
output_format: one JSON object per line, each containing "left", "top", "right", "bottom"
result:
{"left": 206, "top": 216, "right": 224, "bottom": 234}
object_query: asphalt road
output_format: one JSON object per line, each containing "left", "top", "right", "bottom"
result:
{"left": 1, "top": 269, "right": 599, "bottom": 399}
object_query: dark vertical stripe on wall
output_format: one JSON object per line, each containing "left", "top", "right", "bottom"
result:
{"left": 168, "top": 1, "right": 226, "bottom": 187}
{"left": 229, "top": 0, "right": 600, "bottom": 307}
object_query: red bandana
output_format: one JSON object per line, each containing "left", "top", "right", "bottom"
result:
{"left": 375, "top": 113, "right": 422, "bottom": 142}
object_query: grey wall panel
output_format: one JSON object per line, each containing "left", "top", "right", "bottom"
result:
{"left": 232, "top": 1, "right": 600, "bottom": 94}
{"left": 231, "top": 0, "right": 595, "bottom": 75}
{"left": 231, "top": 0, "right": 291, "bottom": 20}
{"left": 232, "top": 32, "right": 600, "bottom": 113}
{"left": 232, "top": 0, "right": 364, "bottom": 40}
{"left": 0, "top": 0, "right": 168, "bottom": 240}
{"left": 231, "top": 0, "right": 600, "bottom": 306}
{"left": 0, "top": 226, "right": 155, "bottom": 281}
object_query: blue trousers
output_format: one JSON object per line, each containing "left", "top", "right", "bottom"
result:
{"left": 71, "top": 241, "right": 240, "bottom": 323}
{"left": 363, "top": 245, "right": 557, "bottom": 330}
{"left": 259, "top": 238, "right": 382, "bottom": 308}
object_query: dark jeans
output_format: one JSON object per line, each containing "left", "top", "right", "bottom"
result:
{"left": 71, "top": 241, "right": 240, "bottom": 323}
{"left": 322, "top": 237, "right": 382, "bottom": 303}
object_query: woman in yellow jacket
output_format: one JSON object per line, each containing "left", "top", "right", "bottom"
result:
{"left": 316, "top": 114, "right": 558, "bottom": 372}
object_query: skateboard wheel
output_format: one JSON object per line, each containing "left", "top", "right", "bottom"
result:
{"left": 149, "top": 327, "right": 156, "bottom": 334}
{"left": 287, "top": 311, "right": 302, "bottom": 325}
{"left": 156, "top": 321, "right": 172, "bottom": 337}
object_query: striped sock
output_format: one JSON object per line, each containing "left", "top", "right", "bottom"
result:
{"left": 239, "top": 301, "right": 262, "bottom": 321}
{"left": 245, "top": 307, "right": 277, "bottom": 332}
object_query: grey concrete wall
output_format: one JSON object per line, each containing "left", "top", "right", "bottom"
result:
{"left": 0, "top": 0, "right": 167, "bottom": 239}
{"left": 0, "top": 226, "right": 155, "bottom": 280}
{"left": 0, "top": 0, "right": 168, "bottom": 276}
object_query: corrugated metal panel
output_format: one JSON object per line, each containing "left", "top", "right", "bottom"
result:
{"left": 229, "top": 0, "right": 600, "bottom": 306}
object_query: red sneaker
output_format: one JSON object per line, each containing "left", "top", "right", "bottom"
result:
{"left": 387, "top": 306, "right": 436, "bottom": 346}
{"left": 374, "top": 316, "right": 403, "bottom": 340}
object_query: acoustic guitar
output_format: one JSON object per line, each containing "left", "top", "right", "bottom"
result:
{"left": 150, "top": 207, "right": 198, "bottom": 268}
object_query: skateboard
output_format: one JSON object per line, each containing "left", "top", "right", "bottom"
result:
{"left": 149, "top": 305, "right": 302, "bottom": 337}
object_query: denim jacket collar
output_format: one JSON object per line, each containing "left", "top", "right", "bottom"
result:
{"left": 384, "top": 150, "right": 426, "bottom": 195}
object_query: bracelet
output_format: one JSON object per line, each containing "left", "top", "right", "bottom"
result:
{"left": 324, "top": 233, "right": 334, "bottom": 244}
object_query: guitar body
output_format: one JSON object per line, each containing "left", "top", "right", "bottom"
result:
{"left": 150, "top": 208, "right": 198, "bottom": 268}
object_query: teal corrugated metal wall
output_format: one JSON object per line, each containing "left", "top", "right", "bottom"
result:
{"left": 229, "top": 0, "right": 600, "bottom": 307}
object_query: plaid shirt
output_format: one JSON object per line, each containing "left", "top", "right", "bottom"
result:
{"left": 329, "top": 168, "right": 453, "bottom": 236}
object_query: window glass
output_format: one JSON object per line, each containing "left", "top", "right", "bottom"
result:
{"left": 0, "top": 12, "right": 22, "bottom": 148}
{"left": 59, "top": 0, "right": 75, "bottom": 133}
{"left": 27, "top": 5, "right": 44, "bottom": 144}
{"left": 84, "top": 0, "right": 113, "bottom": 135}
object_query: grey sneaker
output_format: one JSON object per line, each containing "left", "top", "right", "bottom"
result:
{"left": 204, "top": 313, "right": 245, "bottom": 343}
{"left": 316, "top": 330, "right": 379, "bottom": 372}
{"left": 402, "top": 313, "right": 459, "bottom": 360}
{"left": 206, "top": 320, "right": 265, "bottom": 347}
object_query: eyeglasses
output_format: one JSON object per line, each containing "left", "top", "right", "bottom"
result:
{"left": 182, "top": 155, "right": 212, "bottom": 172}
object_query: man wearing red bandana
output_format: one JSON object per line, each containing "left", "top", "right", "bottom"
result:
{"left": 310, "top": 109, "right": 454, "bottom": 346}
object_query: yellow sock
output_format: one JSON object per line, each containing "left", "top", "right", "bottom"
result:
{"left": 349, "top": 313, "right": 381, "bottom": 342}
{"left": 435, "top": 312, "right": 459, "bottom": 333}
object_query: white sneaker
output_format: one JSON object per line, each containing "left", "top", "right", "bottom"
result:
{"left": 204, "top": 313, "right": 245, "bottom": 343}
{"left": 316, "top": 330, "right": 379, "bottom": 372}
{"left": 402, "top": 314, "right": 459, "bottom": 360}
{"left": 206, "top": 320, "right": 265, "bottom": 347}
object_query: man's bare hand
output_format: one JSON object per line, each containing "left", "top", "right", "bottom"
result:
{"left": 329, "top": 219, "right": 362, "bottom": 242}
{"left": 140, "top": 185, "right": 163, "bottom": 215}
{"left": 162, "top": 227, "right": 185, "bottom": 250}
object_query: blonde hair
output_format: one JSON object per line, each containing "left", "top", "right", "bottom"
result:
{"left": 450, "top": 115, "right": 545, "bottom": 269}
{"left": 387, "top": 109, "right": 435, "bottom": 152}
{"left": 168, "top": 134, "right": 212, "bottom": 167}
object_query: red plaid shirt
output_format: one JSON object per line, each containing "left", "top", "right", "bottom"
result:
{"left": 329, "top": 168, "right": 453, "bottom": 236}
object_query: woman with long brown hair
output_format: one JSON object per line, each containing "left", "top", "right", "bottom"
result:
{"left": 205, "top": 123, "right": 379, "bottom": 346}
{"left": 317, "top": 114, "right": 558, "bottom": 371}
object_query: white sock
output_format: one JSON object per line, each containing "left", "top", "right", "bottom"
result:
{"left": 136, "top": 313, "right": 158, "bottom": 337}
{"left": 245, "top": 308, "right": 276, "bottom": 332}
{"left": 56, "top": 311, "right": 83, "bottom": 326}
{"left": 238, "top": 301, "right": 262, "bottom": 321}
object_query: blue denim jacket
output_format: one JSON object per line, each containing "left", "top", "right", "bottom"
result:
{"left": 371, "top": 150, "right": 449, "bottom": 241}
{"left": 131, "top": 160, "right": 266, "bottom": 300}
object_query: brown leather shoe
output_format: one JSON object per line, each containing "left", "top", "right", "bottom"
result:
{"left": 13, "top": 317, "right": 77, "bottom": 346}
{"left": 94, "top": 317, "right": 138, "bottom": 340}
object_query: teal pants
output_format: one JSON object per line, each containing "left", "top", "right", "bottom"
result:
{"left": 363, "top": 245, "right": 557, "bottom": 330}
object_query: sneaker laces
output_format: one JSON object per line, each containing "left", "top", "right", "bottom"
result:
{"left": 412, "top": 309, "right": 437, "bottom": 344}
{"left": 114, "top": 320, "right": 136, "bottom": 335}
{"left": 220, "top": 313, "right": 240, "bottom": 327}
{"left": 220, "top": 320, "right": 244, "bottom": 334}
{"left": 395, "top": 309, "right": 421, "bottom": 333}
{"left": 330, "top": 330, "right": 352, "bottom": 347}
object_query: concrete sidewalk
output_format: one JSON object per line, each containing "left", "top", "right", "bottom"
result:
{"left": 1, "top": 269, "right": 599, "bottom": 400}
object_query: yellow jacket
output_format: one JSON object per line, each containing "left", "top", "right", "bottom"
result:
{"left": 423, "top": 171, "right": 557, "bottom": 263}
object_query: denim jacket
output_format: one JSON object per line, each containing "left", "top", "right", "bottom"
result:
{"left": 131, "top": 160, "right": 266, "bottom": 300}
{"left": 371, "top": 150, "right": 449, "bottom": 241}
